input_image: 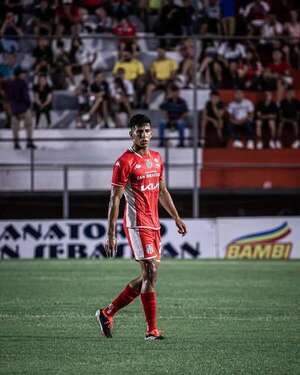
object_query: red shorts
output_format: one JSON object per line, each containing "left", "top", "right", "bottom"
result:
{"left": 124, "top": 227, "right": 161, "bottom": 261}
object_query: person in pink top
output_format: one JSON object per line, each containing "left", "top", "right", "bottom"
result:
{"left": 95, "top": 113, "right": 187, "bottom": 340}
{"left": 284, "top": 10, "right": 300, "bottom": 69}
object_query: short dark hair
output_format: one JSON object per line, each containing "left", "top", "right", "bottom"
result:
{"left": 129, "top": 114, "right": 151, "bottom": 130}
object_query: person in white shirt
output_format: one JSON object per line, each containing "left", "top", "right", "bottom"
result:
{"left": 227, "top": 90, "right": 255, "bottom": 149}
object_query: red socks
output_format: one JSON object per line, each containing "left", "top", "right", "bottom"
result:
{"left": 140, "top": 291, "right": 157, "bottom": 333}
{"left": 104, "top": 284, "right": 140, "bottom": 317}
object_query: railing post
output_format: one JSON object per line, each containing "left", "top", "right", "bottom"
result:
{"left": 192, "top": 34, "right": 199, "bottom": 218}
{"left": 165, "top": 142, "right": 169, "bottom": 188}
{"left": 63, "top": 166, "right": 69, "bottom": 219}
{"left": 30, "top": 146, "right": 35, "bottom": 191}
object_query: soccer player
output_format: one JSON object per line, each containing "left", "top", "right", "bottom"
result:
{"left": 95, "top": 113, "right": 187, "bottom": 340}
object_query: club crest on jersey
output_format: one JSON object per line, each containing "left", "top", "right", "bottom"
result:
{"left": 146, "top": 244, "right": 153, "bottom": 254}
{"left": 146, "top": 160, "right": 152, "bottom": 168}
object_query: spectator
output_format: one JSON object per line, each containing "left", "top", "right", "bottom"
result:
{"left": 198, "top": 39, "right": 222, "bottom": 88}
{"left": 237, "top": 49, "right": 264, "bottom": 90}
{"left": 112, "top": 50, "right": 145, "bottom": 82}
{"left": 112, "top": 17, "right": 136, "bottom": 38}
{"left": 144, "top": 47, "right": 177, "bottom": 108}
{"left": 0, "top": 52, "right": 18, "bottom": 79}
{"left": 159, "top": 85, "right": 189, "bottom": 147}
{"left": 83, "top": 6, "right": 112, "bottom": 33}
{"left": 261, "top": 14, "right": 283, "bottom": 39}
{"left": 178, "top": 0, "right": 197, "bottom": 36}
{"left": 255, "top": 91, "right": 278, "bottom": 149}
{"left": 220, "top": 0, "right": 236, "bottom": 36}
{"left": 80, "top": 0, "right": 105, "bottom": 14}
{"left": 75, "top": 78, "right": 90, "bottom": 128}
{"left": 0, "top": 12, "right": 23, "bottom": 52}
{"left": 0, "top": 72, "right": 11, "bottom": 129}
{"left": 242, "top": 0, "right": 270, "bottom": 35}
{"left": 278, "top": 88, "right": 300, "bottom": 149}
{"left": 51, "top": 39, "right": 74, "bottom": 89}
{"left": 32, "top": 0, "right": 55, "bottom": 35}
{"left": 108, "top": 0, "right": 132, "bottom": 20}
{"left": 33, "top": 75, "right": 53, "bottom": 128}
{"left": 265, "top": 49, "right": 292, "bottom": 92}
{"left": 178, "top": 38, "right": 195, "bottom": 88}
{"left": 82, "top": 70, "right": 110, "bottom": 128}
{"left": 198, "top": 0, "right": 222, "bottom": 35}
{"left": 5, "top": 68, "right": 36, "bottom": 149}
{"left": 32, "top": 37, "right": 53, "bottom": 75}
{"left": 284, "top": 10, "right": 300, "bottom": 69}
{"left": 55, "top": 0, "right": 83, "bottom": 36}
{"left": 200, "top": 90, "right": 225, "bottom": 147}
{"left": 110, "top": 67, "right": 134, "bottom": 126}
{"left": 227, "top": 90, "right": 255, "bottom": 149}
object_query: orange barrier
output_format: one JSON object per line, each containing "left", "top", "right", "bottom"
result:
{"left": 201, "top": 149, "right": 300, "bottom": 188}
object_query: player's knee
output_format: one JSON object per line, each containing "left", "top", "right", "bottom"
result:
{"left": 142, "top": 260, "right": 158, "bottom": 285}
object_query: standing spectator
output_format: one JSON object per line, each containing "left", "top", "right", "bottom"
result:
{"left": 159, "top": 85, "right": 189, "bottom": 148}
{"left": 0, "top": 72, "right": 11, "bottom": 129}
{"left": 178, "top": 0, "right": 197, "bottom": 36}
{"left": 144, "top": 47, "right": 177, "bottom": 108}
{"left": 227, "top": 90, "right": 255, "bottom": 149}
{"left": 278, "top": 88, "right": 300, "bottom": 149}
{"left": 200, "top": 90, "right": 225, "bottom": 147}
{"left": 220, "top": 0, "right": 236, "bottom": 36}
{"left": 284, "top": 10, "right": 300, "bottom": 69}
{"left": 255, "top": 91, "right": 278, "bottom": 149}
{"left": 5, "top": 68, "right": 36, "bottom": 149}
{"left": 33, "top": 75, "right": 53, "bottom": 128}
{"left": 32, "top": 37, "right": 53, "bottom": 75}
{"left": 198, "top": 0, "right": 222, "bottom": 35}
{"left": 0, "top": 12, "right": 23, "bottom": 52}
{"left": 82, "top": 70, "right": 110, "bottom": 127}
{"left": 110, "top": 67, "right": 134, "bottom": 127}
{"left": 32, "top": 0, "right": 55, "bottom": 36}
{"left": 112, "top": 50, "right": 145, "bottom": 82}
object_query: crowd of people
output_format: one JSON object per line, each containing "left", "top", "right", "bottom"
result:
{"left": 0, "top": 0, "right": 300, "bottom": 148}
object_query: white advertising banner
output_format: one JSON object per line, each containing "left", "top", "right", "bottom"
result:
{"left": 0, "top": 219, "right": 216, "bottom": 259}
{"left": 217, "top": 217, "right": 300, "bottom": 260}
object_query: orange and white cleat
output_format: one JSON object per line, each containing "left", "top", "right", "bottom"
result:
{"left": 95, "top": 309, "right": 113, "bottom": 338}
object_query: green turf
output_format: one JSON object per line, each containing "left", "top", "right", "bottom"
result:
{"left": 0, "top": 260, "right": 299, "bottom": 375}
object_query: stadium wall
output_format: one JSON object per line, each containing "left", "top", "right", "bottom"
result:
{"left": 1, "top": 218, "right": 299, "bottom": 260}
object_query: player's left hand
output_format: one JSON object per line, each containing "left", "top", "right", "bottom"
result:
{"left": 175, "top": 217, "right": 187, "bottom": 236}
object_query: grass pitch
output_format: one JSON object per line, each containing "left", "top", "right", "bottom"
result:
{"left": 0, "top": 260, "right": 299, "bottom": 375}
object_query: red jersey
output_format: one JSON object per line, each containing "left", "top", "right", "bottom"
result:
{"left": 112, "top": 147, "right": 164, "bottom": 230}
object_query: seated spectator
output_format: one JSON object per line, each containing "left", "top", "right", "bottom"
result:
{"left": 110, "top": 67, "right": 134, "bottom": 126}
{"left": 32, "top": 37, "right": 53, "bottom": 76}
{"left": 178, "top": 38, "right": 195, "bottom": 88}
{"left": 261, "top": 14, "right": 283, "bottom": 39}
{"left": 198, "top": 39, "right": 222, "bottom": 88}
{"left": 227, "top": 90, "right": 255, "bottom": 149}
{"left": 5, "top": 68, "right": 36, "bottom": 149}
{"left": 242, "top": 0, "right": 270, "bottom": 35}
{"left": 178, "top": 0, "right": 197, "bottom": 36}
{"left": 112, "top": 50, "right": 145, "bottom": 82}
{"left": 108, "top": 0, "right": 132, "bottom": 21}
{"left": 83, "top": 6, "right": 112, "bottom": 33}
{"left": 3, "top": 0, "right": 23, "bottom": 26}
{"left": 0, "top": 52, "right": 18, "bottom": 79}
{"left": 33, "top": 75, "right": 53, "bottom": 128}
{"left": 55, "top": 0, "right": 83, "bottom": 36}
{"left": 284, "top": 10, "right": 300, "bottom": 69}
{"left": 198, "top": 0, "right": 221, "bottom": 35}
{"left": 265, "top": 49, "right": 292, "bottom": 93}
{"left": 32, "top": 0, "right": 55, "bottom": 35}
{"left": 278, "top": 88, "right": 300, "bottom": 149}
{"left": 0, "top": 12, "right": 23, "bottom": 52}
{"left": 144, "top": 47, "right": 177, "bottom": 108}
{"left": 69, "top": 35, "right": 96, "bottom": 84}
{"left": 51, "top": 39, "right": 74, "bottom": 89}
{"left": 82, "top": 70, "right": 110, "bottom": 128}
{"left": 237, "top": 50, "right": 264, "bottom": 90}
{"left": 200, "top": 90, "right": 225, "bottom": 147}
{"left": 112, "top": 17, "right": 136, "bottom": 38}
{"left": 159, "top": 85, "right": 189, "bottom": 148}
{"left": 220, "top": 0, "right": 236, "bottom": 36}
{"left": 75, "top": 78, "right": 90, "bottom": 128}
{"left": 81, "top": 0, "right": 105, "bottom": 14}
{"left": 255, "top": 91, "right": 278, "bottom": 149}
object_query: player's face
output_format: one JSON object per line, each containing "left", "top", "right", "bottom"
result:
{"left": 130, "top": 123, "right": 152, "bottom": 149}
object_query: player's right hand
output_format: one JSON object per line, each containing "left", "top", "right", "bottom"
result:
{"left": 105, "top": 235, "right": 117, "bottom": 258}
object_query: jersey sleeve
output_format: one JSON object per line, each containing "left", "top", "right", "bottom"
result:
{"left": 111, "top": 158, "right": 131, "bottom": 187}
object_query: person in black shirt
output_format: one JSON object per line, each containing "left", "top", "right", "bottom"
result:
{"left": 255, "top": 91, "right": 278, "bottom": 149}
{"left": 159, "top": 85, "right": 189, "bottom": 147}
{"left": 200, "top": 90, "right": 224, "bottom": 147}
{"left": 32, "top": 37, "right": 53, "bottom": 75}
{"left": 278, "top": 88, "right": 300, "bottom": 149}
{"left": 33, "top": 0, "right": 55, "bottom": 35}
{"left": 82, "top": 70, "right": 110, "bottom": 128}
{"left": 33, "top": 75, "right": 53, "bottom": 128}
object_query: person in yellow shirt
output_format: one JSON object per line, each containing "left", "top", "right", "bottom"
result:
{"left": 113, "top": 50, "right": 145, "bottom": 82}
{"left": 144, "top": 48, "right": 178, "bottom": 108}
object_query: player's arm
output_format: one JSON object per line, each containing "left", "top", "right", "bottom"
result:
{"left": 105, "top": 185, "right": 124, "bottom": 257}
{"left": 159, "top": 180, "right": 187, "bottom": 236}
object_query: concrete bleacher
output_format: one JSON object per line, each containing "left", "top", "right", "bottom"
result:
{"left": 0, "top": 128, "right": 202, "bottom": 191}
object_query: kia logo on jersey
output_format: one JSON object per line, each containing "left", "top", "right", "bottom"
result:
{"left": 141, "top": 183, "right": 159, "bottom": 191}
